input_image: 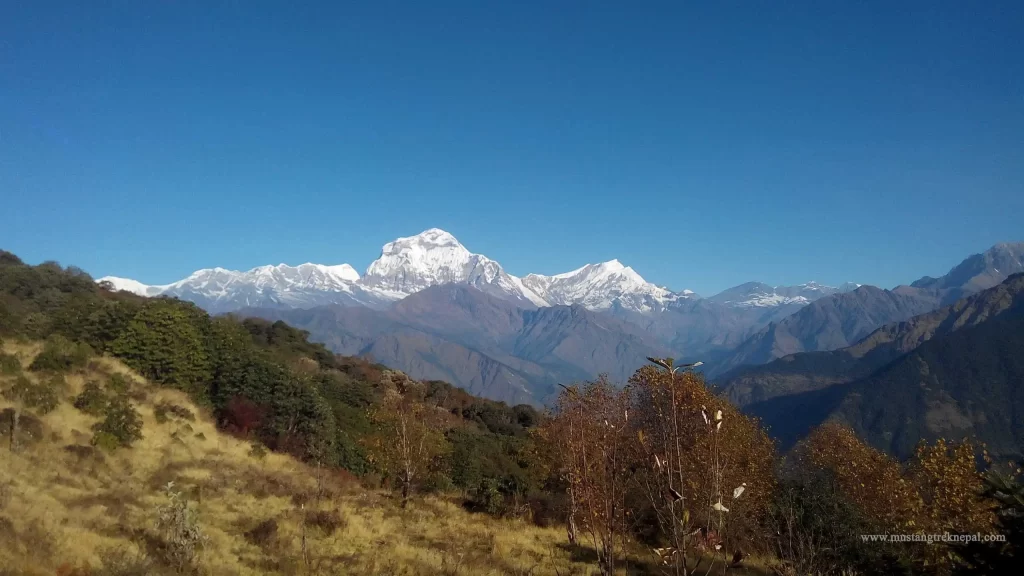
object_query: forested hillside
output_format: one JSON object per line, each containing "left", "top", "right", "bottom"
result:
{"left": 724, "top": 274, "right": 1024, "bottom": 459}
{"left": 0, "top": 251, "right": 547, "bottom": 514}
{"left": 3, "top": 250, "right": 1023, "bottom": 576}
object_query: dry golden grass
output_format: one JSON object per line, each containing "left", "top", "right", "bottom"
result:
{"left": 0, "top": 342, "right": 773, "bottom": 576}
{"left": 0, "top": 344, "right": 590, "bottom": 575}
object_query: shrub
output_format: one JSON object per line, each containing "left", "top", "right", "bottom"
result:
{"left": 249, "top": 443, "right": 268, "bottom": 460}
{"left": 470, "top": 478, "right": 506, "bottom": 516}
{"left": 28, "top": 335, "right": 92, "bottom": 373}
{"left": 0, "top": 352, "right": 20, "bottom": 375}
{"left": 2, "top": 374, "right": 60, "bottom": 414}
{"left": 0, "top": 408, "right": 45, "bottom": 448}
{"left": 105, "top": 373, "right": 133, "bottom": 394}
{"left": 156, "top": 481, "right": 208, "bottom": 571}
{"left": 244, "top": 518, "right": 278, "bottom": 547}
{"left": 154, "top": 401, "right": 195, "bottom": 424}
{"left": 91, "top": 394, "right": 143, "bottom": 451}
{"left": 74, "top": 381, "right": 109, "bottom": 416}
{"left": 304, "top": 509, "right": 346, "bottom": 535}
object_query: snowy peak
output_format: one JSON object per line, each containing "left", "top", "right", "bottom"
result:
{"left": 97, "top": 276, "right": 168, "bottom": 297}
{"left": 708, "top": 280, "right": 860, "bottom": 308}
{"left": 98, "top": 227, "right": 702, "bottom": 315}
{"left": 362, "top": 229, "right": 549, "bottom": 306}
{"left": 524, "top": 259, "right": 695, "bottom": 313}
{"left": 98, "top": 261, "right": 369, "bottom": 313}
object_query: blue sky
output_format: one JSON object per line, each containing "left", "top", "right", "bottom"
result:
{"left": 2, "top": 1, "right": 1022, "bottom": 296}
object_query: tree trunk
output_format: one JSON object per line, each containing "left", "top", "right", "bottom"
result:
{"left": 9, "top": 409, "right": 18, "bottom": 453}
{"left": 401, "top": 473, "right": 411, "bottom": 509}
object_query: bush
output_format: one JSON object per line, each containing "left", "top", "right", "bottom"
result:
{"left": 244, "top": 518, "right": 278, "bottom": 547}
{"left": 0, "top": 408, "right": 45, "bottom": 448}
{"left": 249, "top": 443, "right": 268, "bottom": 460}
{"left": 2, "top": 374, "right": 61, "bottom": 414}
{"left": 469, "top": 478, "right": 506, "bottom": 516}
{"left": 154, "top": 401, "right": 195, "bottom": 424}
{"left": 304, "top": 509, "right": 346, "bottom": 535}
{"left": 156, "top": 482, "right": 208, "bottom": 571}
{"left": 105, "top": 373, "right": 133, "bottom": 394}
{"left": 0, "top": 352, "right": 20, "bottom": 375}
{"left": 28, "top": 335, "right": 92, "bottom": 373}
{"left": 74, "top": 380, "right": 109, "bottom": 416}
{"left": 91, "top": 394, "right": 143, "bottom": 451}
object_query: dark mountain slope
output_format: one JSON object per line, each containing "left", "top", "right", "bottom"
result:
{"left": 734, "top": 274, "right": 1024, "bottom": 459}
{"left": 711, "top": 285, "right": 941, "bottom": 377}
{"left": 242, "top": 285, "right": 673, "bottom": 405}
{"left": 611, "top": 298, "right": 802, "bottom": 365}
{"left": 721, "top": 273, "right": 1024, "bottom": 407}
{"left": 911, "top": 241, "right": 1024, "bottom": 302}
{"left": 834, "top": 311, "right": 1024, "bottom": 460}
{"left": 711, "top": 242, "right": 1024, "bottom": 377}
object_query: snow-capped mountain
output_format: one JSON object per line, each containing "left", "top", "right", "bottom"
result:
{"left": 99, "top": 277, "right": 168, "bottom": 297}
{"left": 707, "top": 280, "right": 861, "bottom": 308}
{"left": 99, "top": 262, "right": 381, "bottom": 314}
{"left": 360, "top": 228, "right": 549, "bottom": 307}
{"left": 100, "top": 228, "right": 856, "bottom": 316}
{"left": 522, "top": 260, "right": 696, "bottom": 313}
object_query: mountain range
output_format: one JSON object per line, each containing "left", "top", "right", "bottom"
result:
{"left": 99, "top": 230, "right": 1024, "bottom": 406}
{"left": 719, "top": 272, "right": 1024, "bottom": 459}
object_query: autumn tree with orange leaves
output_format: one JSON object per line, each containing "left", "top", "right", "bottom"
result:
{"left": 797, "top": 422, "right": 996, "bottom": 572}
{"left": 365, "top": 372, "right": 449, "bottom": 507}
{"left": 627, "top": 360, "right": 775, "bottom": 574}
{"left": 546, "top": 376, "right": 632, "bottom": 576}
{"left": 546, "top": 360, "right": 775, "bottom": 576}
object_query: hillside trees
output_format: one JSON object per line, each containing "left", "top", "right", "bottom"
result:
{"left": 111, "top": 299, "right": 213, "bottom": 399}
{"left": 365, "top": 374, "right": 449, "bottom": 507}
{"left": 547, "top": 377, "right": 631, "bottom": 576}
{"left": 545, "top": 361, "right": 775, "bottom": 575}
{"left": 0, "top": 253, "right": 559, "bottom": 515}
{"left": 794, "top": 422, "right": 997, "bottom": 573}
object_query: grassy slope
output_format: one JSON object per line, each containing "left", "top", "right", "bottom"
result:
{"left": 0, "top": 341, "right": 604, "bottom": 576}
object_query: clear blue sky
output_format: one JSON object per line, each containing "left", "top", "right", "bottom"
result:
{"left": 2, "top": 1, "right": 1022, "bottom": 296}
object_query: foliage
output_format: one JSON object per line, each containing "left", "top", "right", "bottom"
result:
{"left": 627, "top": 363, "right": 775, "bottom": 569}
{"left": 0, "top": 352, "right": 20, "bottom": 375}
{"left": 154, "top": 401, "right": 195, "bottom": 424}
{"left": 546, "top": 377, "right": 631, "bottom": 576}
{"left": 770, "top": 465, "right": 913, "bottom": 576}
{"left": 243, "top": 519, "right": 278, "bottom": 548}
{"left": 91, "top": 394, "right": 143, "bottom": 451}
{"left": 110, "top": 300, "right": 213, "bottom": 399}
{"left": 365, "top": 379, "right": 450, "bottom": 507}
{"left": 155, "top": 481, "right": 208, "bottom": 572}
{"left": 954, "top": 466, "right": 1024, "bottom": 575}
{"left": 801, "top": 422, "right": 924, "bottom": 533}
{"left": 1, "top": 255, "right": 549, "bottom": 503}
{"left": 798, "top": 422, "right": 1000, "bottom": 573}
{"left": 74, "top": 380, "right": 110, "bottom": 416}
{"left": 96, "top": 546, "right": 155, "bottom": 576}
{"left": 2, "top": 373, "right": 61, "bottom": 414}
{"left": 28, "top": 334, "right": 92, "bottom": 373}
{"left": 543, "top": 362, "right": 775, "bottom": 575}
{"left": 908, "top": 438, "right": 994, "bottom": 534}
{"left": 248, "top": 443, "right": 268, "bottom": 460}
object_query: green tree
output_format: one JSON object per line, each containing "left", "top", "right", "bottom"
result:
{"left": 366, "top": 381, "right": 450, "bottom": 507}
{"left": 110, "top": 300, "right": 212, "bottom": 400}
{"left": 91, "top": 393, "right": 144, "bottom": 450}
